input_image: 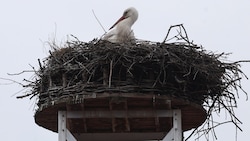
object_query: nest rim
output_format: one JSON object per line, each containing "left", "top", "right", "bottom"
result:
{"left": 35, "top": 93, "right": 207, "bottom": 133}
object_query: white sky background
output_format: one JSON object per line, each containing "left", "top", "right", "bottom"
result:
{"left": 0, "top": 0, "right": 249, "bottom": 141}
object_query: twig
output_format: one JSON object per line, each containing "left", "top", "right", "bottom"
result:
{"left": 38, "top": 59, "right": 43, "bottom": 70}
{"left": 179, "top": 24, "right": 190, "bottom": 44}
{"left": 11, "top": 88, "right": 27, "bottom": 97}
{"left": 16, "top": 93, "right": 33, "bottom": 99}
{"left": 109, "top": 59, "right": 113, "bottom": 88}
{"left": 7, "top": 70, "right": 35, "bottom": 75}
{"left": 162, "top": 24, "right": 182, "bottom": 43}
{"left": 92, "top": 9, "right": 107, "bottom": 33}
{"left": 233, "top": 60, "right": 250, "bottom": 64}
{"left": 0, "top": 77, "right": 25, "bottom": 86}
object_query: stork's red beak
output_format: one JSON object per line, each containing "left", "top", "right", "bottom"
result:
{"left": 109, "top": 16, "right": 126, "bottom": 30}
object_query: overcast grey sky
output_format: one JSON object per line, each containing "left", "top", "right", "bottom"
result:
{"left": 0, "top": 0, "right": 249, "bottom": 141}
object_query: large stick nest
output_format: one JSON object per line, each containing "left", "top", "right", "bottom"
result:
{"left": 42, "top": 41, "right": 223, "bottom": 105}
{"left": 19, "top": 25, "right": 248, "bottom": 140}
{"left": 33, "top": 39, "right": 242, "bottom": 106}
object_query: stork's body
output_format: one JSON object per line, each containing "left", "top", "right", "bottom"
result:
{"left": 102, "top": 7, "right": 138, "bottom": 43}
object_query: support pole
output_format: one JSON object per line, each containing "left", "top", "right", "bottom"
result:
{"left": 162, "top": 109, "right": 182, "bottom": 141}
{"left": 58, "top": 111, "right": 77, "bottom": 141}
{"left": 173, "top": 110, "right": 182, "bottom": 141}
{"left": 58, "top": 111, "right": 66, "bottom": 141}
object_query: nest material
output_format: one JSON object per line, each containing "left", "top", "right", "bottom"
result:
{"left": 21, "top": 35, "right": 247, "bottom": 139}
{"left": 28, "top": 38, "right": 245, "bottom": 108}
{"left": 35, "top": 40, "right": 226, "bottom": 106}
{"left": 34, "top": 41, "right": 212, "bottom": 105}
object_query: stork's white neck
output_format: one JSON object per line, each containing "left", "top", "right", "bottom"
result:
{"left": 117, "top": 18, "right": 134, "bottom": 29}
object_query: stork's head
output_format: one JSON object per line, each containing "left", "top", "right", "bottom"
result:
{"left": 109, "top": 7, "right": 138, "bottom": 30}
{"left": 122, "top": 7, "right": 138, "bottom": 24}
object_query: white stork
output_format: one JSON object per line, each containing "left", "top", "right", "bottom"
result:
{"left": 102, "top": 7, "right": 138, "bottom": 43}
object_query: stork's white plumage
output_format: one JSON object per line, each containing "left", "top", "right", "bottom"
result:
{"left": 102, "top": 7, "right": 138, "bottom": 43}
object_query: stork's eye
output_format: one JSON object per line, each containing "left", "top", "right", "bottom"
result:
{"left": 124, "top": 11, "right": 128, "bottom": 16}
